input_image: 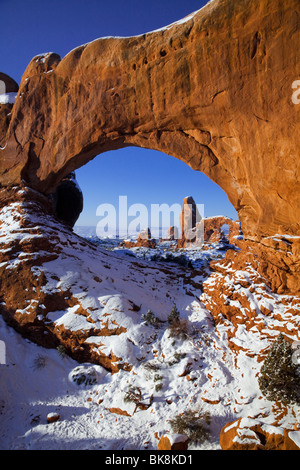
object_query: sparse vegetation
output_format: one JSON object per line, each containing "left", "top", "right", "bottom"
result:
{"left": 167, "top": 304, "right": 189, "bottom": 340}
{"left": 142, "top": 361, "right": 160, "bottom": 372}
{"left": 56, "top": 344, "right": 67, "bottom": 358}
{"left": 142, "top": 310, "right": 161, "bottom": 328}
{"left": 258, "top": 333, "right": 300, "bottom": 406}
{"left": 168, "top": 304, "right": 180, "bottom": 326}
{"left": 31, "top": 354, "right": 47, "bottom": 371}
{"left": 169, "top": 408, "right": 211, "bottom": 445}
{"left": 153, "top": 373, "right": 163, "bottom": 383}
{"left": 123, "top": 386, "right": 153, "bottom": 414}
{"left": 168, "top": 352, "right": 186, "bottom": 366}
{"left": 124, "top": 386, "right": 142, "bottom": 405}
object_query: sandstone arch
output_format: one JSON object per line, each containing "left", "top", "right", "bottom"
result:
{"left": 1, "top": 0, "right": 300, "bottom": 242}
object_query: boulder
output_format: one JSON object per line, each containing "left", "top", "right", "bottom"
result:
{"left": 50, "top": 172, "right": 83, "bottom": 228}
{"left": 158, "top": 434, "right": 189, "bottom": 451}
{"left": 220, "top": 417, "right": 300, "bottom": 450}
{"left": 47, "top": 412, "right": 60, "bottom": 424}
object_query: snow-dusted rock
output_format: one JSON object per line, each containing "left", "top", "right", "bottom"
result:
{"left": 158, "top": 433, "right": 189, "bottom": 450}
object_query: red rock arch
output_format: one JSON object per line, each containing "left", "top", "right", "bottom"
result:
{"left": 0, "top": 0, "right": 300, "bottom": 293}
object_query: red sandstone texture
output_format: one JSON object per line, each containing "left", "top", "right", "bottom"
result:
{"left": 0, "top": 0, "right": 299, "bottom": 243}
{"left": 158, "top": 434, "right": 189, "bottom": 451}
{"left": 0, "top": 0, "right": 299, "bottom": 450}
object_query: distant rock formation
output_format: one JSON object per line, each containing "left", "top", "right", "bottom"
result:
{"left": 177, "top": 196, "right": 202, "bottom": 247}
{"left": 51, "top": 172, "right": 83, "bottom": 228}
{"left": 202, "top": 216, "right": 241, "bottom": 244}
{"left": 176, "top": 198, "right": 240, "bottom": 248}
{"left": 165, "top": 226, "right": 179, "bottom": 241}
{"left": 121, "top": 227, "right": 157, "bottom": 249}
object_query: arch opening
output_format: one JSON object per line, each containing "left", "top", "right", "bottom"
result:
{"left": 65, "top": 146, "right": 242, "bottom": 267}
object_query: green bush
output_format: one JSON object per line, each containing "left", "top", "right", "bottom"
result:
{"left": 258, "top": 333, "right": 300, "bottom": 406}
{"left": 168, "top": 304, "right": 180, "bottom": 326}
{"left": 167, "top": 305, "right": 189, "bottom": 340}
{"left": 142, "top": 310, "right": 161, "bottom": 328}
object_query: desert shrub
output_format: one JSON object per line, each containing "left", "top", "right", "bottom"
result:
{"left": 142, "top": 310, "right": 161, "bottom": 328}
{"left": 123, "top": 386, "right": 153, "bottom": 414}
{"left": 70, "top": 366, "right": 98, "bottom": 386}
{"left": 56, "top": 344, "right": 67, "bottom": 358}
{"left": 142, "top": 361, "right": 160, "bottom": 372}
{"left": 124, "top": 386, "right": 142, "bottom": 405}
{"left": 168, "top": 352, "right": 186, "bottom": 366}
{"left": 169, "top": 408, "right": 211, "bottom": 444}
{"left": 168, "top": 304, "right": 180, "bottom": 326}
{"left": 167, "top": 305, "right": 189, "bottom": 340}
{"left": 258, "top": 333, "right": 300, "bottom": 406}
{"left": 31, "top": 354, "right": 47, "bottom": 371}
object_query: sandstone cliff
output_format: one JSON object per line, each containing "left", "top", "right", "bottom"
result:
{"left": 0, "top": 0, "right": 299, "bottom": 242}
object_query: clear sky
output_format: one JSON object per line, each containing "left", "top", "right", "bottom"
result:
{"left": 0, "top": 0, "right": 238, "bottom": 228}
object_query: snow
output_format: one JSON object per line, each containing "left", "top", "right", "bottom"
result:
{"left": 0, "top": 197, "right": 299, "bottom": 450}
{"left": 288, "top": 431, "right": 300, "bottom": 447}
{"left": 167, "top": 433, "right": 188, "bottom": 445}
{"left": 0, "top": 92, "right": 17, "bottom": 104}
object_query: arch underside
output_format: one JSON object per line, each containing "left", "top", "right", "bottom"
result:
{"left": 0, "top": 0, "right": 299, "bottom": 241}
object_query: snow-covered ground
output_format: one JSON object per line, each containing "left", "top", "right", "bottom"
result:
{"left": 0, "top": 211, "right": 299, "bottom": 451}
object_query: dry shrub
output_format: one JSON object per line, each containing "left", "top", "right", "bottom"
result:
{"left": 169, "top": 408, "right": 211, "bottom": 444}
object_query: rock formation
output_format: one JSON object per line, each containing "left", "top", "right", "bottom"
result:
{"left": 1, "top": 0, "right": 300, "bottom": 240}
{"left": 0, "top": 0, "right": 299, "bottom": 292}
{"left": 165, "top": 226, "right": 179, "bottom": 241}
{"left": 202, "top": 216, "right": 241, "bottom": 244}
{"left": 0, "top": 0, "right": 300, "bottom": 450}
{"left": 177, "top": 196, "right": 202, "bottom": 247}
{"left": 0, "top": 72, "right": 18, "bottom": 147}
{"left": 158, "top": 434, "right": 189, "bottom": 451}
{"left": 121, "top": 227, "right": 156, "bottom": 249}
{"left": 220, "top": 418, "right": 300, "bottom": 450}
{"left": 50, "top": 171, "right": 83, "bottom": 228}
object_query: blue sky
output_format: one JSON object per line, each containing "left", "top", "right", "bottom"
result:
{"left": 1, "top": 0, "right": 238, "bottom": 227}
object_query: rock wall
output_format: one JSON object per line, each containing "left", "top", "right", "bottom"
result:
{"left": 0, "top": 0, "right": 299, "bottom": 243}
